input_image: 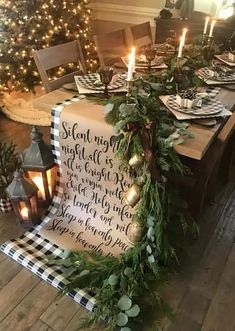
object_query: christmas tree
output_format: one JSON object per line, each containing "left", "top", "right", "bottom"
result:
{"left": 0, "top": 0, "right": 97, "bottom": 92}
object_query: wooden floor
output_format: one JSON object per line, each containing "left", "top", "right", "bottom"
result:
{"left": 0, "top": 113, "right": 235, "bottom": 331}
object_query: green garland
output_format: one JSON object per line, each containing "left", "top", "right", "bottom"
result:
{"left": 49, "top": 51, "right": 209, "bottom": 330}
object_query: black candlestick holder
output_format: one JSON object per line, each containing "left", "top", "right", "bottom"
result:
{"left": 97, "top": 66, "right": 114, "bottom": 99}
{"left": 202, "top": 33, "right": 208, "bottom": 47}
{"left": 126, "top": 80, "right": 134, "bottom": 103}
{"left": 174, "top": 58, "right": 185, "bottom": 93}
{"left": 202, "top": 36, "right": 215, "bottom": 62}
{"left": 145, "top": 47, "right": 156, "bottom": 72}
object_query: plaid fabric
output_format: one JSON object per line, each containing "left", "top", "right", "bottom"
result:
{"left": 0, "top": 198, "right": 13, "bottom": 213}
{"left": 0, "top": 230, "right": 95, "bottom": 310}
{"left": 75, "top": 73, "right": 124, "bottom": 91}
{"left": 1, "top": 96, "right": 96, "bottom": 312}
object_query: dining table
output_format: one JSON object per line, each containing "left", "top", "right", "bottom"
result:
{"left": 30, "top": 77, "right": 235, "bottom": 222}
{"left": 32, "top": 85, "right": 235, "bottom": 161}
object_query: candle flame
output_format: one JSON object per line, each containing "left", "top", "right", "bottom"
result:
{"left": 127, "top": 46, "right": 136, "bottom": 81}
{"left": 32, "top": 176, "right": 45, "bottom": 200}
{"left": 20, "top": 207, "right": 29, "bottom": 220}
{"left": 178, "top": 28, "right": 188, "bottom": 58}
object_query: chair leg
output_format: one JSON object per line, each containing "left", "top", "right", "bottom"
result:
{"left": 219, "top": 133, "right": 235, "bottom": 183}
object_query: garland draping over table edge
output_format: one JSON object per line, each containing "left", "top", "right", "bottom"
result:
{"left": 49, "top": 45, "right": 215, "bottom": 330}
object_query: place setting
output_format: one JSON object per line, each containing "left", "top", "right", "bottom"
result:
{"left": 160, "top": 87, "right": 232, "bottom": 121}
{"left": 62, "top": 69, "right": 127, "bottom": 96}
{"left": 197, "top": 64, "right": 235, "bottom": 85}
{"left": 121, "top": 45, "right": 167, "bottom": 72}
{"left": 215, "top": 51, "right": 235, "bottom": 67}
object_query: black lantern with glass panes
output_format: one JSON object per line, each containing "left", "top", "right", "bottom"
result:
{"left": 6, "top": 170, "right": 39, "bottom": 228}
{"left": 21, "top": 126, "right": 57, "bottom": 208}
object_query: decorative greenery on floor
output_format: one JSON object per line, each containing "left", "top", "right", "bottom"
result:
{"left": 51, "top": 69, "right": 201, "bottom": 330}
{"left": 0, "top": 141, "right": 21, "bottom": 199}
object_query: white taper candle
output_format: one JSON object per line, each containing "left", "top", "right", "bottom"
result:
{"left": 203, "top": 17, "right": 210, "bottom": 35}
{"left": 209, "top": 20, "right": 216, "bottom": 37}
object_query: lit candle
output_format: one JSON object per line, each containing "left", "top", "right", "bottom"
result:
{"left": 131, "top": 46, "right": 136, "bottom": 74}
{"left": 178, "top": 28, "right": 188, "bottom": 58}
{"left": 20, "top": 207, "right": 29, "bottom": 221}
{"left": 203, "top": 17, "right": 210, "bottom": 35}
{"left": 209, "top": 20, "right": 216, "bottom": 37}
{"left": 32, "top": 176, "right": 45, "bottom": 199}
{"left": 127, "top": 47, "right": 135, "bottom": 81}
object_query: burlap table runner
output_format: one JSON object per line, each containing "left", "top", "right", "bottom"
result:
{"left": 39, "top": 98, "right": 134, "bottom": 256}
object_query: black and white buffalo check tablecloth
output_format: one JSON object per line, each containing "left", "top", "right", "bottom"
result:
{"left": 0, "top": 95, "right": 96, "bottom": 312}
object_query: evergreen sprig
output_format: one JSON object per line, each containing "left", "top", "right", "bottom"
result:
{"left": 50, "top": 76, "right": 199, "bottom": 330}
{"left": 0, "top": 141, "right": 21, "bottom": 198}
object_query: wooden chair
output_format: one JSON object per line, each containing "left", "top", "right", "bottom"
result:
{"left": 33, "top": 40, "right": 87, "bottom": 93}
{"left": 94, "top": 29, "right": 128, "bottom": 67}
{"left": 129, "top": 22, "right": 153, "bottom": 49}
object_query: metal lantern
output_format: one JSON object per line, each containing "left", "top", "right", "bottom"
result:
{"left": 21, "top": 126, "right": 57, "bottom": 207}
{"left": 6, "top": 170, "right": 39, "bottom": 228}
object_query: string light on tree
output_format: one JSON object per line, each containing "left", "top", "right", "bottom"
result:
{"left": 0, "top": 0, "right": 97, "bottom": 92}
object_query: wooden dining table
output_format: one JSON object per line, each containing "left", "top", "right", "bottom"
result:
{"left": 32, "top": 86, "right": 235, "bottom": 161}
{"left": 31, "top": 84, "right": 235, "bottom": 218}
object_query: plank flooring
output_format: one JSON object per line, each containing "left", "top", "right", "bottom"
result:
{"left": 0, "top": 113, "right": 235, "bottom": 331}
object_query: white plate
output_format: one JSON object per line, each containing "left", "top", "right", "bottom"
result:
{"left": 167, "top": 95, "right": 224, "bottom": 116}
{"left": 75, "top": 73, "right": 124, "bottom": 91}
{"left": 198, "top": 67, "right": 235, "bottom": 82}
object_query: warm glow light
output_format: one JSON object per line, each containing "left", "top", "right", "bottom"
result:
{"left": 46, "top": 169, "right": 53, "bottom": 197}
{"left": 178, "top": 28, "right": 188, "bottom": 58}
{"left": 218, "top": 7, "right": 233, "bottom": 19}
{"left": 209, "top": 20, "right": 216, "bottom": 37}
{"left": 20, "top": 207, "right": 29, "bottom": 220}
{"left": 127, "top": 47, "right": 136, "bottom": 81}
{"left": 203, "top": 17, "right": 210, "bottom": 34}
{"left": 32, "top": 176, "right": 45, "bottom": 200}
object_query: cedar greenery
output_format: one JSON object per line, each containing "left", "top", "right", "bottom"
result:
{"left": 0, "top": 141, "right": 21, "bottom": 199}
{"left": 48, "top": 45, "right": 211, "bottom": 328}
{"left": 50, "top": 74, "right": 199, "bottom": 330}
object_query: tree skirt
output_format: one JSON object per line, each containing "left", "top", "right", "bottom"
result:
{"left": 0, "top": 98, "right": 97, "bottom": 311}
{"left": 0, "top": 87, "right": 51, "bottom": 126}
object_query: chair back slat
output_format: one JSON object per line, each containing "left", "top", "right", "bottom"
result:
{"left": 33, "top": 40, "right": 87, "bottom": 93}
{"left": 130, "top": 22, "right": 153, "bottom": 49}
{"left": 94, "top": 29, "right": 128, "bottom": 67}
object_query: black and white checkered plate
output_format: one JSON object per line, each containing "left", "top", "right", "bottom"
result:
{"left": 198, "top": 67, "right": 235, "bottom": 82}
{"left": 167, "top": 95, "right": 224, "bottom": 116}
{"left": 75, "top": 73, "right": 124, "bottom": 91}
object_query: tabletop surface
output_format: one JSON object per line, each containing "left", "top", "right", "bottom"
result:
{"left": 32, "top": 87, "right": 235, "bottom": 161}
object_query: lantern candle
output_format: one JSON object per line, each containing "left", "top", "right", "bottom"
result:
{"left": 20, "top": 206, "right": 29, "bottom": 221}
{"left": 6, "top": 170, "right": 39, "bottom": 228}
{"left": 203, "top": 17, "right": 210, "bottom": 34}
{"left": 178, "top": 28, "right": 188, "bottom": 58}
{"left": 209, "top": 20, "right": 216, "bottom": 37}
{"left": 32, "top": 175, "right": 45, "bottom": 200}
{"left": 127, "top": 47, "right": 135, "bottom": 81}
{"left": 21, "top": 126, "right": 57, "bottom": 208}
